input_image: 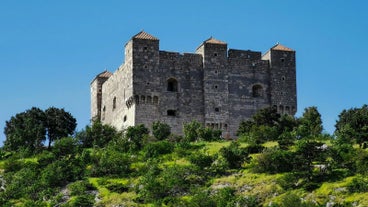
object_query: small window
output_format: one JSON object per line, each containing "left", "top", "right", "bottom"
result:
{"left": 214, "top": 70, "right": 218, "bottom": 74}
{"left": 123, "top": 115, "right": 127, "bottom": 122}
{"left": 113, "top": 97, "right": 117, "bottom": 110}
{"left": 214, "top": 85, "right": 218, "bottom": 89}
{"left": 167, "top": 78, "right": 178, "bottom": 92}
{"left": 215, "top": 107, "right": 220, "bottom": 112}
{"left": 281, "top": 58, "right": 285, "bottom": 62}
{"left": 167, "top": 110, "right": 177, "bottom": 116}
{"left": 281, "top": 76, "right": 286, "bottom": 81}
{"left": 144, "top": 65, "right": 148, "bottom": 69}
{"left": 147, "top": 96, "right": 152, "bottom": 104}
{"left": 153, "top": 96, "right": 159, "bottom": 104}
{"left": 141, "top": 96, "right": 145, "bottom": 104}
{"left": 143, "top": 46, "right": 148, "bottom": 51}
{"left": 134, "top": 95, "right": 139, "bottom": 104}
{"left": 252, "top": 85, "right": 263, "bottom": 97}
{"left": 214, "top": 53, "right": 218, "bottom": 56}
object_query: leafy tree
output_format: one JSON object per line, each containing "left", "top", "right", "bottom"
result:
{"left": 4, "top": 107, "right": 46, "bottom": 152}
{"left": 45, "top": 107, "right": 77, "bottom": 148}
{"left": 152, "top": 121, "right": 171, "bottom": 140}
{"left": 76, "top": 121, "right": 120, "bottom": 148}
{"left": 253, "top": 147, "right": 294, "bottom": 174}
{"left": 4, "top": 107, "right": 76, "bottom": 152}
{"left": 52, "top": 137, "right": 79, "bottom": 158}
{"left": 297, "top": 106, "right": 323, "bottom": 138}
{"left": 183, "top": 120, "right": 201, "bottom": 142}
{"left": 252, "top": 107, "right": 281, "bottom": 127}
{"left": 125, "top": 124, "right": 149, "bottom": 150}
{"left": 219, "top": 141, "right": 249, "bottom": 169}
{"left": 335, "top": 105, "right": 368, "bottom": 147}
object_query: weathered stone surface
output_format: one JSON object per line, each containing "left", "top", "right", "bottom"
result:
{"left": 91, "top": 31, "right": 297, "bottom": 137}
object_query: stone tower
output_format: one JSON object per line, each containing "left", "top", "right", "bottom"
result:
{"left": 91, "top": 31, "right": 297, "bottom": 137}
{"left": 262, "top": 44, "right": 297, "bottom": 115}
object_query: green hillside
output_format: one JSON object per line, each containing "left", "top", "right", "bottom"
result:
{"left": 1, "top": 106, "right": 368, "bottom": 206}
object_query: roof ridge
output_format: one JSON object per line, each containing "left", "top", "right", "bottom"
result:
{"left": 271, "top": 43, "right": 294, "bottom": 51}
{"left": 132, "top": 31, "right": 159, "bottom": 40}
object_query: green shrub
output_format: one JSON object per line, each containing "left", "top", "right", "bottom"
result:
{"left": 152, "top": 121, "right": 171, "bottom": 140}
{"left": 90, "top": 149, "right": 131, "bottom": 177}
{"left": 219, "top": 141, "right": 249, "bottom": 169}
{"left": 252, "top": 148, "right": 294, "bottom": 174}
{"left": 106, "top": 183, "right": 129, "bottom": 193}
{"left": 189, "top": 151, "right": 216, "bottom": 169}
{"left": 143, "top": 140, "right": 174, "bottom": 158}
{"left": 183, "top": 120, "right": 201, "bottom": 142}
{"left": 347, "top": 175, "right": 368, "bottom": 193}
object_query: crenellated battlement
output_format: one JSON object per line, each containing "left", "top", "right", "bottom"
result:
{"left": 91, "top": 31, "right": 297, "bottom": 137}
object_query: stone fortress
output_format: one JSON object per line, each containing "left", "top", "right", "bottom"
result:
{"left": 91, "top": 31, "right": 297, "bottom": 137}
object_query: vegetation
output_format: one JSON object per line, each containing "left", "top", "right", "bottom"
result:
{"left": 1, "top": 105, "right": 368, "bottom": 206}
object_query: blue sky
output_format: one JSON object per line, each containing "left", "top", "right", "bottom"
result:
{"left": 1, "top": 1, "right": 368, "bottom": 144}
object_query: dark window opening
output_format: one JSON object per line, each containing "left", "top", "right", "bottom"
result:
{"left": 123, "top": 115, "right": 127, "bottom": 122}
{"left": 215, "top": 107, "right": 220, "bottom": 112}
{"left": 215, "top": 70, "right": 218, "bottom": 74}
{"left": 281, "top": 58, "right": 285, "bottom": 62}
{"left": 214, "top": 85, "right": 218, "bottom": 89}
{"left": 144, "top": 65, "right": 148, "bottom": 69}
{"left": 113, "top": 97, "right": 117, "bottom": 110}
{"left": 167, "top": 78, "right": 178, "bottom": 92}
{"left": 281, "top": 76, "right": 286, "bottom": 81}
{"left": 167, "top": 110, "right": 177, "bottom": 116}
{"left": 143, "top": 46, "right": 148, "bottom": 51}
{"left": 214, "top": 53, "right": 218, "bottom": 56}
{"left": 252, "top": 85, "right": 263, "bottom": 97}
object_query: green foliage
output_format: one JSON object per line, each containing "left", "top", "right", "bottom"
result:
{"left": 3, "top": 107, "right": 76, "bottom": 152}
{"left": 90, "top": 148, "right": 131, "bottom": 177}
{"left": 44, "top": 107, "right": 77, "bottom": 148}
{"left": 183, "top": 120, "right": 201, "bottom": 142}
{"left": 335, "top": 105, "right": 368, "bottom": 147}
{"left": 143, "top": 140, "right": 174, "bottom": 158}
{"left": 252, "top": 147, "right": 294, "bottom": 174}
{"left": 4, "top": 107, "right": 46, "bottom": 152}
{"left": 52, "top": 137, "right": 79, "bottom": 157}
{"left": 297, "top": 106, "right": 323, "bottom": 138}
{"left": 152, "top": 121, "right": 171, "bottom": 140}
{"left": 219, "top": 141, "right": 249, "bottom": 169}
{"left": 347, "top": 175, "right": 368, "bottom": 193}
{"left": 126, "top": 124, "right": 149, "bottom": 150}
{"left": 76, "top": 121, "right": 120, "bottom": 148}
{"left": 68, "top": 180, "right": 96, "bottom": 196}
{"left": 188, "top": 150, "right": 216, "bottom": 169}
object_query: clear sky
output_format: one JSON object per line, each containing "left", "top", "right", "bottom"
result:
{"left": 1, "top": 0, "right": 368, "bottom": 144}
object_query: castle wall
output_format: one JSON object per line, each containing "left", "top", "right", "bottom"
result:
{"left": 91, "top": 32, "right": 297, "bottom": 139}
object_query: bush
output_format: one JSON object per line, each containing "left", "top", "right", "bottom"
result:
{"left": 68, "top": 180, "right": 96, "bottom": 196}
{"left": 152, "top": 121, "right": 171, "bottom": 140}
{"left": 183, "top": 121, "right": 201, "bottom": 142}
{"left": 219, "top": 141, "right": 249, "bottom": 169}
{"left": 126, "top": 124, "right": 149, "bottom": 151}
{"left": 90, "top": 148, "right": 131, "bottom": 177}
{"left": 252, "top": 148, "right": 294, "bottom": 174}
{"left": 52, "top": 137, "right": 79, "bottom": 157}
{"left": 188, "top": 151, "right": 216, "bottom": 169}
{"left": 347, "top": 176, "right": 368, "bottom": 193}
{"left": 143, "top": 141, "right": 174, "bottom": 158}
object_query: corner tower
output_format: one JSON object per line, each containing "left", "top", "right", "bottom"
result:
{"left": 196, "top": 37, "right": 230, "bottom": 133}
{"left": 90, "top": 71, "right": 112, "bottom": 121}
{"left": 263, "top": 43, "right": 297, "bottom": 115}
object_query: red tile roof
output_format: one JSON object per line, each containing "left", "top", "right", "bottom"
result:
{"left": 133, "top": 31, "right": 159, "bottom": 40}
{"left": 97, "top": 70, "right": 112, "bottom": 78}
{"left": 271, "top": 43, "right": 294, "bottom": 51}
{"left": 204, "top": 37, "right": 227, "bottom": 45}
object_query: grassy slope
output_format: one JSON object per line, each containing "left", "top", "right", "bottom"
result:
{"left": 1, "top": 141, "right": 368, "bottom": 206}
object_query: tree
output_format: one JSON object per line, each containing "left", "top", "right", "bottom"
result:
{"left": 152, "top": 121, "right": 171, "bottom": 140}
{"left": 3, "top": 107, "right": 77, "bottom": 152}
{"left": 335, "top": 105, "right": 368, "bottom": 147}
{"left": 4, "top": 107, "right": 46, "bottom": 152}
{"left": 76, "top": 121, "right": 120, "bottom": 148}
{"left": 183, "top": 120, "right": 201, "bottom": 142}
{"left": 126, "top": 124, "right": 149, "bottom": 150}
{"left": 45, "top": 107, "right": 77, "bottom": 148}
{"left": 297, "top": 106, "right": 323, "bottom": 138}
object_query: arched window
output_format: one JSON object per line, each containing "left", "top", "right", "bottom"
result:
{"left": 167, "top": 78, "right": 178, "bottom": 92}
{"left": 147, "top": 96, "right": 152, "bottom": 104}
{"left": 252, "top": 85, "right": 263, "bottom": 97}
{"left": 153, "top": 96, "right": 159, "bottom": 104}
{"left": 134, "top": 95, "right": 139, "bottom": 105}
{"left": 112, "top": 97, "right": 117, "bottom": 110}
